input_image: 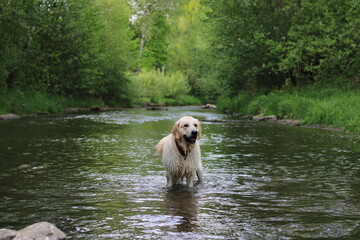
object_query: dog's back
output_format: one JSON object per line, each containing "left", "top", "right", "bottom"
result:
{"left": 156, "top": 135, "right": 168, "bottom": 155}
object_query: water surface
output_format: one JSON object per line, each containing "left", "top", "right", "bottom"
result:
{"left": 0, "top": 107, "right": 359, "bottom": 239}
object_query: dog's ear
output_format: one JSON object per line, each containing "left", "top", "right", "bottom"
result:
{"left": 197, "top": 121, "right": 203, "bottom": 139}
{"left": 172, "top": 121, "right": 181, "bottom": 140}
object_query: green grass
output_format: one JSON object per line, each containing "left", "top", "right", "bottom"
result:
{"left": 0, "top": 90, "right": 106, "bottom": 114}
{"left": 217, "top": 86, "right": 360, "bottom": 132}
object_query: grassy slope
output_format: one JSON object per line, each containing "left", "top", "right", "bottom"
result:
{"left": 217, "top": 86, "right": 360, "bottom": 132}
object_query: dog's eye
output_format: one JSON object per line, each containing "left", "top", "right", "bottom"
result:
{"left": 184, "top": 124, "right": 189, "bottom": 128}
{"left": 194, "top": 124, "right": 198, "bottom": 127}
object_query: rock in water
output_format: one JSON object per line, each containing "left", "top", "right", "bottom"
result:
{"left": 203, "top": 104, "right": 217, "bottom": 109}
{"left": 0, "top": 222, "right": 66, "bottom": 240}
{"left": 0, "top": 114, "right": 20, "bottom": 120}
{"left": 251, "top": 115, "right": 265, "bottom": 121}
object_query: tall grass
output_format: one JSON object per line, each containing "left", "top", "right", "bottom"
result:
{"left": 217, "top": 87, "right": 360, "bottom": 132}
{"left": 0, "top": 90, "right": 61, "bottom": 114}
{"left": 217, "top": 93, "right": 253, "bottom": 115}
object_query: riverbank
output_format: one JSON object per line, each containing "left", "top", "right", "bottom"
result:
{"left": 0, "top": 90, "right": 203, "bottom": 116}
{"left": 217, "top": 86, "right": 360, "bottom": 132}
{"left": 0, "top": 90, "right": 111, "bottom": 115}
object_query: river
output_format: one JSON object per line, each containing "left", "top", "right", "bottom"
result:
{"left": 0, "top": 106, "right": 359, "bottom": 239}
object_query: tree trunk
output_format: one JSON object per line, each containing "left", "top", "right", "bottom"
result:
{"left": 140, "top": 32, "right": 146, "bottom": 57}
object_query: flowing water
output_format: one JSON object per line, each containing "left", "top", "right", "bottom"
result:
{"left": 0, "top": 106, "right": 359, "bottom": 239}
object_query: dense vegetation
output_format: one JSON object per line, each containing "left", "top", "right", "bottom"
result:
{"left": 206, "top": 0, "right": 359, "bottom": 94}
{"left": 0, "top": 0, "right": 135, "bottom": 110}
{"left": 1, "top": 0, "right": 359, "bottom": 130}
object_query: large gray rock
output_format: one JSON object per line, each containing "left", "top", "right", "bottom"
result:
{"left": 0, "top": 229, "right": 16, "bottom": 240}
{"left": 0, "top": 222, "right": 66, "bottom": 240}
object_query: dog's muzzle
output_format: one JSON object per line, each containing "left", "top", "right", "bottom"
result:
{"left": 184, "top": 130, "right": 198, "bottom": 144}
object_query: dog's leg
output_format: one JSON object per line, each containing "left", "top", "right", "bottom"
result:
{"left": 186, "top": 174, "right": 195, "bottom": 187}
{"left": 196, "top": 170, "right": 203, "bottom": 183}
{"left": 196, "top": 164, "right": 203, "bottom": 183}
{"left": 166, "top": 173, "right": 173, "bottom": 187}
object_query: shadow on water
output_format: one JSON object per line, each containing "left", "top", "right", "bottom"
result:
{"left": 0, "top": 106, "right": 360, "bottom": 239}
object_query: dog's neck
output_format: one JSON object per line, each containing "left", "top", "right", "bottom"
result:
{"left": 175, "top": 139, "right": 192, "bottom": 160}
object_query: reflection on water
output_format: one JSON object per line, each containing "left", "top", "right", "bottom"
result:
{"left": 165, "top": 186, "right": 200, "bottom": 233}
{"left": 0, "top": 107, "right": 360, "bottom": 239}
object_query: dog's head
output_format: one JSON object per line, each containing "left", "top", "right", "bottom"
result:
{"left": 172, "top": 116, "right": 202, "bottom": 144}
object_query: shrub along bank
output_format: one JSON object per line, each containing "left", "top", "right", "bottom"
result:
{"left": 217, "top": 85, "right": 360, "bottom": 132}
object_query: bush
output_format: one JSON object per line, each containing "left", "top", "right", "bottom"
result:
{"left": 193, "top": 76, "right": 225, "bottom": 101}
{"left": 128, "top": 70, "right": 202, "bottom": 106}
{"left": 129, "top": 70, "right": 190, "bottom": 99}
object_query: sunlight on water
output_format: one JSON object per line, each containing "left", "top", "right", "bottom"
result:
{"left": 0, "top": 107, "right": 360, "bottom": 239}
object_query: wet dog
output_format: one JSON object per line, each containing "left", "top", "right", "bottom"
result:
{"left": 156, "top": 116, "right": 203, "bottom": 187}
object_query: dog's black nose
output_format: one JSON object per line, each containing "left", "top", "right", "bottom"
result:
{"left": 191, "top": 130, "right": 198, "bottom": 138}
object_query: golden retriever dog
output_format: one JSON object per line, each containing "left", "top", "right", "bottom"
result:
{"left": 156, "top": 116, "right": 203, "bottom": 187}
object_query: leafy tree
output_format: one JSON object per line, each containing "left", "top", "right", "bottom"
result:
{"left": 130, "top": 0, "right": 173, "bottom": 71}
{"left": 141, "top": 11, "right": 169, "bottom": 70}
{"left": 205, "top": 0, "right": 360, "bottom": 95}
{"left": 280, "top": 0, "right": 360, "bottom": 85}
{"left": 0, "top": 0, "right": 34, "bottom": 92}
{"left": 94, "top": 0, "right": 137, "bottom": 101}
{"left": 204, "top": 0, "right": 293, "bottom": 95}
{"left": 167, "top": 0, "right": 224, "bottom": 100}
